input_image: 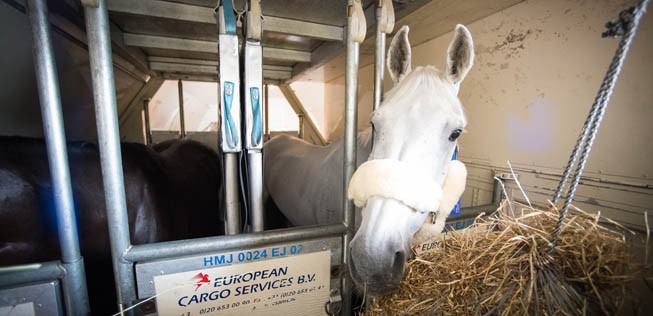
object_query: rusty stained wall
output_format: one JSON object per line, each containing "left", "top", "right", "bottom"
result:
{"left": 322, "top": 0, "right": 652, "bottom": 230}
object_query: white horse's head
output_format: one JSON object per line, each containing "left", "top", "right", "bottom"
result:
{"left": 348, "top": 25, "right": 474, "bottom": 294}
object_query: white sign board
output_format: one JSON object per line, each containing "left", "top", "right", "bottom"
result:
{"left": 154, "top": 250, "right": 330, "bottom": 316}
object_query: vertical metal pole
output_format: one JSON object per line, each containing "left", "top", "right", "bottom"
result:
{"left": 143, "top": 98, "right": 152, "bottom": 145}
{"left": 247, "top": 153, "right": 264, "bottom": 231}
{"left": 264, "top": 84, "right": 270, "bottom": 140}
{"left": 217, "top": 2, "right": 242, "bottom": 235}
{"left": 82, "top": 0, "right": 135, "bottom": 312}
{"left": 178, "top": 80, "right": 186, "bottom": 138}
{"left": 298, "top": 114, "right": 305, "bottom": 139}
{"left": 26, "top": 0, "right": 89, "bottom": 314}
{"left": 244, "top": 0, "right": 264, "bottom": 232}
{"left": 224, "top": 154, "right": 241, "bottom": 234}
{"left": 373, "top": 7, "right": 385, "bottom": 111}
{"left": 492, "top": 174, "right": 504, "bottom": 204}
{"left": 342, "top": 1, "right": 365, "bottom": 315}
{"left": 373, "top": 0, "right": 393, "bottom": 111}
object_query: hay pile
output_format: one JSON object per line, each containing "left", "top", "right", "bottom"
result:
{"left": 361, "top": 201, "right": 648, "bottom": 315}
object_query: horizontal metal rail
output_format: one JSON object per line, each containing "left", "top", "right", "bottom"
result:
{"left": 123, "top": 33, "right": 311, "bottom": 63}
{"left": 0, "top": 261, "right": 64, "bottom": 288}
{"left": 148, "top": 57, "right": 293, "bottom": 72}
{"left": 148, "top": 61, "right": 292, "bottom": 80}
{"left": 124, "top": 223, "right": 347, "bottom": 263}
{"left": 106, "top": 0, "right": 343, "bottom": 41}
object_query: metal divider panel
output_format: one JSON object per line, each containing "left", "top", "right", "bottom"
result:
{"left": 135, "top": 238, "right": 341, "bottom": 315}
{"left": 0, "top": 281, "right": 63, "bottom": 316}
{"left": 218, "top": 34, "right": 241, "bottom": 153}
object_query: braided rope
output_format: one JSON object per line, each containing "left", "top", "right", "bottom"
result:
{"left": 549, "top": 0, "right": 650, "bottom": 253}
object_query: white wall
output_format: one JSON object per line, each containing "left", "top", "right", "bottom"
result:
{"left": 150, "top": 80, "right": 219, "bottom": 132}
{"left": 267, "top": 85, "right": 299, "bottom": 132}
{"left": 319, "top": 0, "right": 652, "bottom": 230}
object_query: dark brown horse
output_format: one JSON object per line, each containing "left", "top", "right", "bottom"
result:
{"left": 0, "top": 137, "right": 224, "bottom": 313}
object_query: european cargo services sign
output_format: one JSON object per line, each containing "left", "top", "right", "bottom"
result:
{"left": 154, "top": 250, "right": 330, "bottom": 315}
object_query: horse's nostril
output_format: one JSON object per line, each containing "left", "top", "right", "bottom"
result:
{"left": 392, "top": 251, "right": 406, "bottom": 276}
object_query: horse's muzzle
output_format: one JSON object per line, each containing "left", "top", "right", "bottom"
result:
{"left": 348, "top": 238, "right": 406, "bottom": 295}
{"left": 348, "top": 197, "right": 428, "bottom": 294}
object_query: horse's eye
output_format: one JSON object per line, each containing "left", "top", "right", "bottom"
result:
{"left": 448, "top": 129, "right": 462, "bottom": 141}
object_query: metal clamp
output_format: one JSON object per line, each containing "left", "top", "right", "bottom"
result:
{"left": 377, "top": 0, "right": 395, "bottom": 34}
{"left": 325, "top": 288, "right": 342, "bottom": 316}
{"left": 348, "top": 2, "right": 367, "bottom": 43}
{"left": 246, "top": 0, "right": 262, "bottom": 41}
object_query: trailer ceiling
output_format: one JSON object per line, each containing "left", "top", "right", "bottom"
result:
{"left": 18, "top": 0, "right": 523, "bottom": 84}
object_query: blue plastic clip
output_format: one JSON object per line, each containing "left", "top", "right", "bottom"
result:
{"left": 250, "top": 87, "right": 262, "bottom": 147}
{"left": 223, "top": 81, "right": 239, "bottom": 149}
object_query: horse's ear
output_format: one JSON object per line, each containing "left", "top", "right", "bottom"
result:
{"left": 446, "top": 24, "right": 474, "bottom": 90}
{"left": 387, "top": 25, "right": 412, "bottom": 84}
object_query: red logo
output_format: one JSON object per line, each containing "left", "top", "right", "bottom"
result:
{"left": 192, "top": 272, "right": 211, "bottom": 291}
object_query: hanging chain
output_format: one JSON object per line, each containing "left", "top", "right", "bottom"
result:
{"left": 549, "top": 0, "right": 650, "bottom": 253}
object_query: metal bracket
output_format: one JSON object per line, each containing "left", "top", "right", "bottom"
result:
{"left": 377, "top": 0, "right": 395, "bottom": 34}
{"left": 324, "top": 288, "right": 342, "bottom": 316}
{"left": 246, "top": 0, "right": 262, "bottom": 41}
{"left": 80, "top": 0, "right": 99, "bottom": 8}
{"left": 348, "top": 2, "right": 367, "bottom": 43}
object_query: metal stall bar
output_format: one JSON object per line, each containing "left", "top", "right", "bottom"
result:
{"left": 342, "top": 1, "right": 366, "bottom": 314}
{"left": 125, "top": 223, "right": 347, "bottom": 262}
{"left": 244, "top": 0, "right": 265, "bottom": 232}
{"left": 373, "top": 0, "right": 394, "bottom": 111}
{"left": 26, "top": 0, "right": 90, "bottom": 314}
{"left": 0, "top": 262, "right": 65, "bottom": 289}
{"left": 178, "top": 79, "right": 186, "bottom": 138}
{"left": 264, "top": 84, "right": 270, "bottom": 140}
{"left": 298, "top": 114, "right": 305, "bottom": 139}
{"left": 217, "top": 0, "right": 242, "bottom": 235}
{"left": 81, "top": 0, "right": 136, "bottom": 312}
{"left": 143, "top": 98, "right": 152, "bottom": 145}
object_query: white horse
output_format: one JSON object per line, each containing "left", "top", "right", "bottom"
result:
{"left": 264, "top": 24, "right": 474, "bottom": 294}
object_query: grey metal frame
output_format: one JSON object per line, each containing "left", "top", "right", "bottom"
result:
{"left": 341, "top": 1, "right": 363, "bottom": 313}
{"left": 0, "top": 0, "right": 91, "bottom": 314}
{"left": 245, "top": 0, "right": 265, "bottom": 233}
{"left": 82, "top": 0, "right": 135, "bottom": 313}
{"left": 74, "top": 0, "right": 366, "bottom": 314}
